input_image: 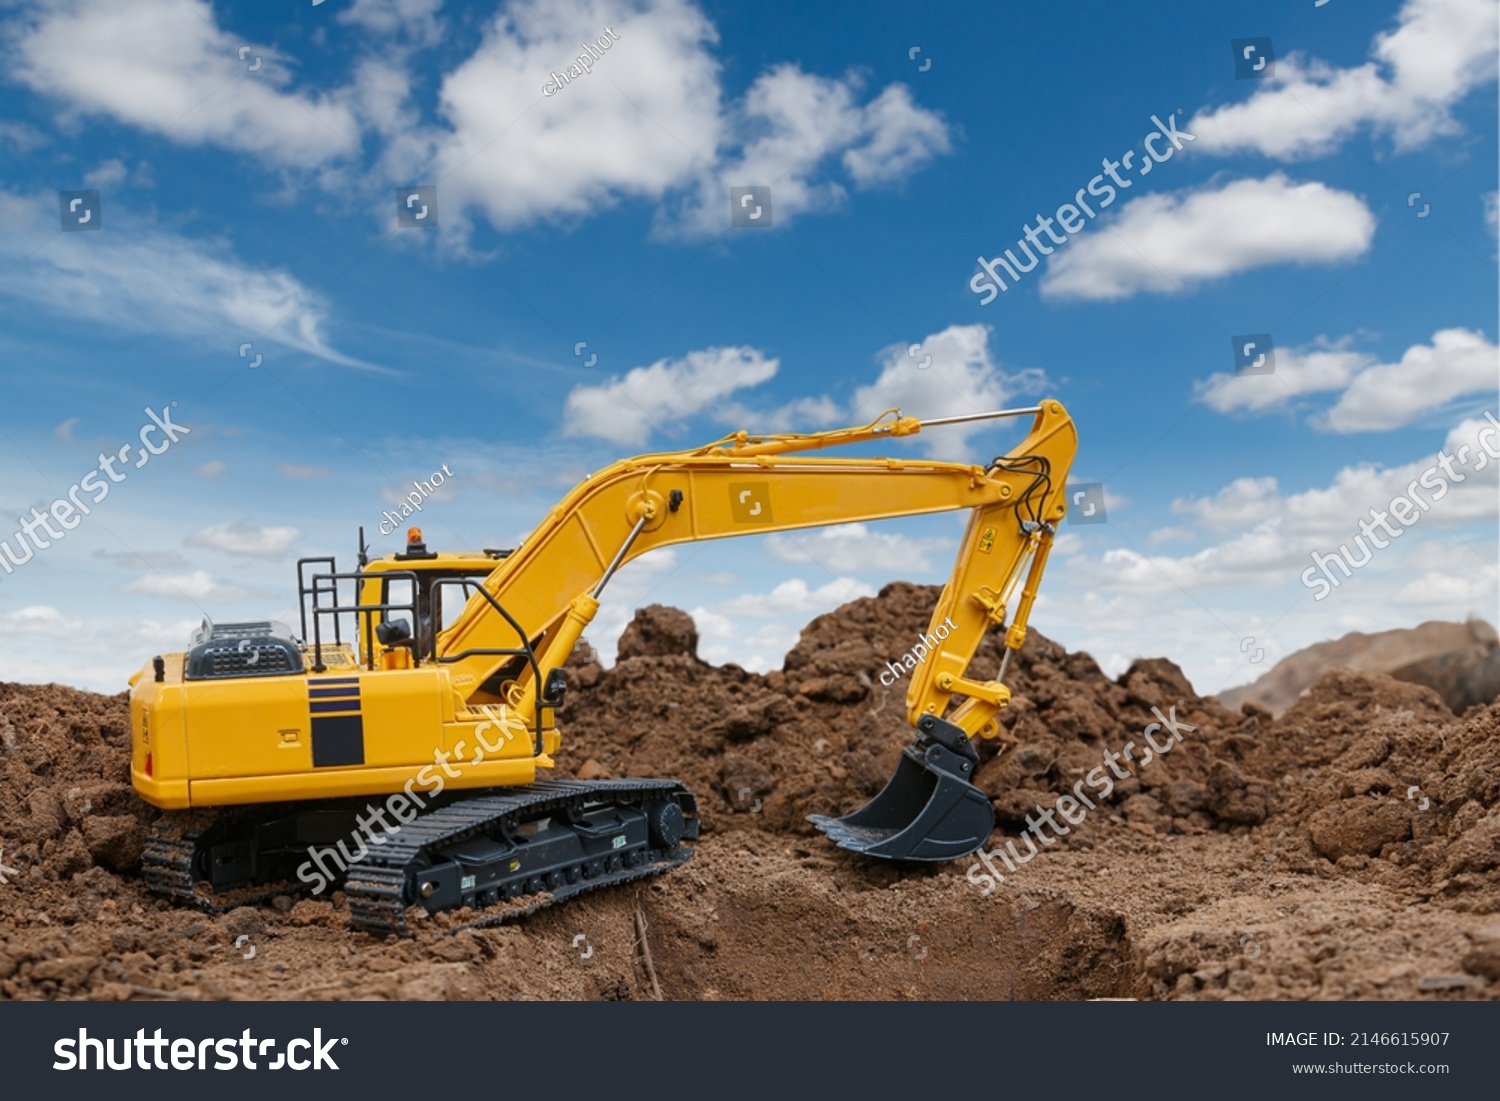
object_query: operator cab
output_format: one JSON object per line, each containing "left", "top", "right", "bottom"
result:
{"left": 295, "top": 527, "right": 515, "bottom": 673}
{"left": 369, "top": 528, "right": 512, "bottom": 660}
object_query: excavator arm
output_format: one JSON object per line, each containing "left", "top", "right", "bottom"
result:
{"left": 437, "top": 401, "right": 1075, "bottom": 733}
{"left": 429, "top": 400, "right": 1077, "bottom": 863}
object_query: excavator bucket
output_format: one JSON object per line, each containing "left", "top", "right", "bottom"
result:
{"left": 809, "top": 714, "right": 994, "bottom": 862}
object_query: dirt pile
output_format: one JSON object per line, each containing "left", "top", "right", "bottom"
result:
{"left": 562, "top": 584, "right": 1274, "bottom": 844}
{"left": 0, "top": 583, "right": 1497, "bottom": 1001}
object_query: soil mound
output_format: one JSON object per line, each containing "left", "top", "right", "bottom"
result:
{"left": 1, "top": 585, "right": 1495, "bottom": 1001}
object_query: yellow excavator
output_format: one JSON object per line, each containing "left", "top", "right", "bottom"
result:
{"left": 130, "top": 402, "right": 1077, "bottom": 933}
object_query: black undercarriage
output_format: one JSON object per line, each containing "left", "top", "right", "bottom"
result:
{"left": 143, "top": 779, "right": 699, "bottom": 935}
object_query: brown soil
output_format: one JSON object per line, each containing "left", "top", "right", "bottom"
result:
{"left": 1, "top": 582, "right": 1497, "bottom": 1001}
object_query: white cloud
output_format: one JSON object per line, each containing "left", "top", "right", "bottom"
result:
{"left": 1171, "top": 477, "right": 1281, "bottom": 533}
{"left": 340, "top": 0, "right": 444, "bottom": 42}
{"left": 0, "top": 189, "right": 378, "bottom": 370}
{"left": 1029, "top": 412, "right": 1500, "bottom": 694}
{"left": 1146, "top": 526, "right": 1195, "bottom": 545}
{"left": 1486, "top": 191, "right": 1499, "bottom": 235}
{"left": 197, "top": 461, "right": 226, "bottom": 480}
{"left": 1189, "top": 0, "right": 1499, "bottom": 159}
{"left": 1196, "top": 328, "right": 1498, "bottom": 431}
{"left": 0, "top": 120, "right": 45, "bottom": 153}
{"left": 1197, "top": 339, "right": 1371, "bottom": 415}
{"left": 121, "top": 569, "right": 251, "bottom": 603}
{"left": 82, "top": 158, "right": 129, "bottom": 189}
{"left": 566, "top": 324, "right": 1048, "bottom": 457}
{"left": 1323, "top": 328, "right": 1498, "bottom": 431}
{"left": 94, "top": 548, "right": 185, "bottom": 570}
{"left": 850, "top": 324, "right": 1049, "bottom": 459}
{"left": 375, "top": 0, "right": 949, "bottom": 239}
{"left": 0, "top": 610, "right": 199, "bottom": 691}
{"left": 8, "top": 0, "right": 361, "bottom": 168}
{"left": 1042, "top": 174, "right": 1375, "bottom": 301}
{"left": 186, "top": 522, "right": 300, "bottom": 559}
{"left": 1070, "top": 413, "right": 1500, "bottom": 600}
{"left": 765, "top": 524, "right": 952, "bottom": 573}
{"left": 841, "top": 83, "right": 952, "bottom": 186}
{"left": 662, "top": 66, "right": 950, "bottom": 237}
{"left": 687, "top": 575, "right": 875, "bottom": 671}
{"left": 0, "top": 604, "right": 83, "bottom": 639}
{"left": 563, "top": 346, "right": 778, "bottom": 446}
{"left": 714, "top": 576, "right": 874, "bottom": 617}
{"left": 714, "top": 395, "right": 844, "bottom": 433}
{"left": 348, "top": 56, "right": 421, "bottom": 138}
{"left": 384, "top": 0, "right": 722, "bottom": 234}
{"left": 6, "top": 0, "right": 950, "bottom": 240}
{"left": 1393, "top": 569, "right": 1493, "bottom": 606}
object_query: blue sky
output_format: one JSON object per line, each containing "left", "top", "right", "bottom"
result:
{"left": 0, "top": 0, "right": 1495, "bottom": 695}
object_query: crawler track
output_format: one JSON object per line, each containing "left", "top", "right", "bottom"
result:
{"left": 345, "top": 779, "right": 698, "bottom": 936}
{"left": 142, "top": 780, "right": 699, "bottom": 936}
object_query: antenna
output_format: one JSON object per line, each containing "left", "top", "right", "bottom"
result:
{"left": 357, "top": 526, "right": 369, "bottom": 568}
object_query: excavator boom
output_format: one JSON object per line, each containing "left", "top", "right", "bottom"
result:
{"left": 436, "top": 401, "right": 1076, "bottom": 744}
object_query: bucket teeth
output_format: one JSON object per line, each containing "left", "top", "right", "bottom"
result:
{"left": 807, "top": 815, "right": 884, "bottom": 852}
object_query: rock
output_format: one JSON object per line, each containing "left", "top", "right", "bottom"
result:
{"left": 1469, "top": 921, "right": 1500, "bottom": 945}
{"left": 289, "top": 899, "right": 335, "bottom": 926}
{"left": 1393, "top": 642, "right": 1500, "bottom": 714}
{"left": 26, "top": 789, "right": 64, "bottom": 840}
{"left": 1416, "top": 975, "right": 1483, "bottom": 991}
{"left": 617, "top": 606, "right": 699, "bottom": 661}
{"left": 82, "top": 814, "right": 147, "bottom": 871}
{"left": 1207, "top": 761, "right": 1273, "bottom": 825}
{"left": 1122, "top": 794, "right": 1164, "bottom": 823}
{"left": 1460, "top": 944, "right": 1500, "bottom": 982}
{"left": 1218, "top": 619, "right": 1497, "bottom": 715}
{"left": 51, "top": 829, "right": 94, "bottom": 877}
{"left": 1308, "top": 799, "right": 1411, "bottom": 860}
{"left": 714, "top": 695, "right": 795, "bottom": 742}
{"left": 1161, "top": 780, "right": 1207, "bottom": 815}
{"left": 1014, "top": 745, "right": 1053, "bottom": 777}
{"left": 30, "top": 956, "right": 101, "bottom": 987}
{"left": 577, "top": 758, "right": 613, "bottom": 781}
{"left": 223, "top": 907, "right": 265, "bottom": 938}
{"left": 1442, "top": 816, "right": 1500, "bottom": 876}
{"left": 720, "top": 755, "right": 774, "bottom": 808}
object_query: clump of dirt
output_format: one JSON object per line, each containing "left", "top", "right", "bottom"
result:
{"left": 0, "top": 583, "right": 1496, "bottom": 1001}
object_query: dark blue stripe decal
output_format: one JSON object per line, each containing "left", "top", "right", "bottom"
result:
{"left": 309, "top": 687, "right": 361, "bottom": 699}
{"left": 310, "top": 700, "right": 362, "bottom": 714}
{"left": 314, "top": 677, "right": 361, "bottom": 685}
